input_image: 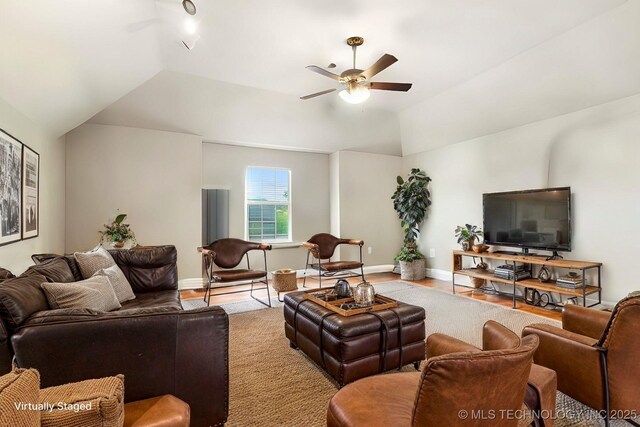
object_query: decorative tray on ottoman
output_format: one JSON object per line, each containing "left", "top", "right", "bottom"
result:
{"left": 303, "top": 288, "right": 398, "bottom": 316}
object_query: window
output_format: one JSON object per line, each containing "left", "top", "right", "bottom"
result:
{"left": 245, "top": 167, "right": 291, "bottom": 242}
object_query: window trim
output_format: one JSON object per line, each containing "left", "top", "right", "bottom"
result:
{"left": 244, "top": 166, "right": 292, "bottom": 243}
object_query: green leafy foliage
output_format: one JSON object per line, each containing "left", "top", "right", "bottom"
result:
{"left": 394, "top": 244, "right": 425, "bottom": 262}
{"left": 99, "top": 213, "right": 137, "bottom": 244}
{"left": 391, "top": 168, "right": 432, "bottom": 246}
{"left": 454, "top": 224, "right": 482, "bottom": 244}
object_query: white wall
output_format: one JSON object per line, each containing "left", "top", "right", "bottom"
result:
{"left": 202, "top": 142, "right": 330, "bottom": 271}
{"left": 0, "top": 97, "right": 66, "bottom": 275}
{"left": 403, "top": 94, "right": 640, "bottom": 302}
{"left": 89, "top": 70, "right": 403, "bottom": 156}
{"left": 333, "top": 151, "right": 403, "bottom": 266}
{"left": 65, "top": 124, "right": 202, "bottom": 280}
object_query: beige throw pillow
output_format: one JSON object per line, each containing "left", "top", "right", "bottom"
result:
{"left": 74, "top": 245, "right": 116, "bottom": 278}
{"left": 93, "top": 266, "right": 136, "bottom": 303}
{"left": 0, "top": 368, "right": 40, "bottom": 427}
{"left": 41, "top": 276, "right": 121, "bottom": 312}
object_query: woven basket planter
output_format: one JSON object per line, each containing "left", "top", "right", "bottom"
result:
{"left": 399, "top": 259, "right": 426, "bottom": 281}
{"left": 272, "top": 269, "right": 298, "bottom": 292}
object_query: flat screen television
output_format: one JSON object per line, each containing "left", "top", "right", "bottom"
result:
{"left": 483, "top": 187, "right": 571, "bottom": 253}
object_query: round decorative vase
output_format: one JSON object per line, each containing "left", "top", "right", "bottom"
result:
{"left": 399, "top": 259, "right": 426, "bottom": 281}
{"left": 353, "top": 281, "right": 376, "bottom": 307}
{"left": 334, "top": 279, "right": 352, "bottom": 298}
{"left": 113, "top": 241, "right": 125, "bottom": 249}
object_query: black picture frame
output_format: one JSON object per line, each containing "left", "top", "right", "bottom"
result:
{"left": 0, "top": 128, "right": 23, "bottom": 247}
{"left": 22, "top": 144, "right": 39, "bottom": 240}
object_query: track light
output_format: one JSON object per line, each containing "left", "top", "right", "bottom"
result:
{"left": 182, "top": 0, "right": 196, "bottom": 15}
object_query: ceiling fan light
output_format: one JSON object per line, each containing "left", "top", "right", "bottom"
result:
{"left": 182, "top": 0, "right": 197, "bottom": 15}
{"left": 339, "top": 85, "right": 370, "bottom": 104}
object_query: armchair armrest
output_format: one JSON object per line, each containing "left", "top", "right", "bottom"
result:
{"left": 426, "top": 333, "right": 481, "bottom": 358}
{"left": 341, "top": 239, "right": 364, "bottom": 246}
{"left": 562, "top": 305, "right": 610, "bottom": 340}
{"left": 302, "top": 242, "right": 319, "bottom": 250}
{"left": 257, "top": 243, "right": 272, "bottom": 250}
{"left": 522, "top": 323, "right": 604, "bottom": 409}
{"left": 12, "top": 307, "right": 229, "bottom": 427}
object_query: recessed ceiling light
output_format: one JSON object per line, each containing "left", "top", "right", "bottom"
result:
{"left": 182, "top": 0, "right": 196, "bottom": 15}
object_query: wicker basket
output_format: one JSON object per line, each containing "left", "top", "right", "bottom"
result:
{"left": 272, "top": 269, "right": 298, "bottom": 292}
{"left": 470, "top": 277, "right": 487, "bottom": 288}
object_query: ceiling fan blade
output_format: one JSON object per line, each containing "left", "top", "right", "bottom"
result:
{"left": 305, "top": 66, "right": 341, "bottom": 81}
{"left": 369, "top": 82, "right": 413, "bottom": 92}
{"left": 361, "top": 54, "right": 398, "bottom": 80}
{"left": 300, "top": 88, "right": 337, "bottom": 100}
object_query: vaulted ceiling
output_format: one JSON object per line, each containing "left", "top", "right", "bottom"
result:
{"left": 1, "top": 0, "right": 638, "bottom": 155}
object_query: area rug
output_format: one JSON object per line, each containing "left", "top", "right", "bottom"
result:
{"left": 185, "top": 282, "right": 630, "bottom": 426}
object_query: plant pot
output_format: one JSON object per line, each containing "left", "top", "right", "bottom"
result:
{"left": 399, "top": 259, "right": 426, "bottom": 281}
{"left": 113, "top": 241, "right": 125, "bottom": 249}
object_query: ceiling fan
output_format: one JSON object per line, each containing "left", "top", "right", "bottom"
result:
{"left": 301, "top": 36, "right": 412, "bottom": 104}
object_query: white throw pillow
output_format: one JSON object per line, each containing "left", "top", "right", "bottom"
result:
{"left": 92, "top": 266, "right": 136, "bottom": 303}
{"left": 41, "top": 276, "right": 121, "bottom": 312}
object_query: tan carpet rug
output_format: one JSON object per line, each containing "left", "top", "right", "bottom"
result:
{"left": 217, "top": 282, "right": 629, "bottom": 426}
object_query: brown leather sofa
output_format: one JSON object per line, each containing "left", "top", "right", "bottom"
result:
{"left": 0, "top": 246, "right": 228, "bottom": 427}
{"left": 523, "top": 295, "right": 640, "bottom": 426}
{"left": 327, "top": 331, "right": 539, "bottom": 427}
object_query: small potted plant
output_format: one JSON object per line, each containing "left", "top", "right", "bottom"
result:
{"left": 99, "top": 213, "right": 136, "bottom": 248}
{"left": 392, "top": 168, "right": 432, "bottom": 280}
{"left": 454, "top": 224, "right": 483, "bottom": 251}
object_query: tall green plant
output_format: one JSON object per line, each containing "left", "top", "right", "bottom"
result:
{"left": 392, "top": 168, "right": 432, "bottom": 251}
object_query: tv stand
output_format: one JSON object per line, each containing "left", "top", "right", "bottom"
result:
{"left": 452, "top": 250, "right": 602, "bottom": 309}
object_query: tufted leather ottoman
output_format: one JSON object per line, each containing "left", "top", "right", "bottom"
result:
{"left": 284, "top": 291, "right": 426, "bottom": 386}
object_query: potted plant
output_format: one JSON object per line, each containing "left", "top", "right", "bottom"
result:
{"left": 454, "top": 224, "right": 483, "bottom": 251}
{"left": 392, "top": 168, "right": 432, "bottom": 280}
{"left": 99, "top": 213, "right": 136, "bottom": 248}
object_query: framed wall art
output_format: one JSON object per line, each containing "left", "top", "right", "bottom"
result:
{"left": 22, "top": 144, "right": 39, "bottom": 239}
{"left": 0, "top": 128, "right": 23, "bottom": 246}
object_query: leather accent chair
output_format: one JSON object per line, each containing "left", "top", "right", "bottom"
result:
{"left": 428, "top": 321, "right": 557, "bottom": 427}
{"left": 327, "top": 332, "right": 539, "bottom": 427}
{"left": 201, "top": 238, "right": 272, "bottom": 307}
{"left": 302, "top": 233, "right": 364, "bottom": 288}
{"left": 523, "top": 294, "right": 640, "bottom": 427}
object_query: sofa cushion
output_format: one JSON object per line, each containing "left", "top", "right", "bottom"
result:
{"left": 93, "top": 266, "right": 136, "bottom": 303}
{"left": 0, "top": 368, "right": 40, "bottom": 427}
{"left": 41, "top": 276, "right": 122, "bottom": 312}
{"left": 109, "top": 246, "right": 178, "bottom": 293}
{"left": 40, "top": 374, "right": 125, "bottom": 427}
{"left": 0, "top": 268, "right": 15, "bottom": 282}
{"left": 0, "top": 274, "right": 49, "bottom": 334}
{"left": 119, "top": 290, "right": 182, "bottom": 311}
{"left": 24, "top": 256, "right": 76, "bottom": 283}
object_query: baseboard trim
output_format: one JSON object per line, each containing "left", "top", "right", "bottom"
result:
{"left": 426, "top": 268, "right": 453, "bottom": 281}
{"left": 178, "top": 264, "right": 396, "bottom": 290}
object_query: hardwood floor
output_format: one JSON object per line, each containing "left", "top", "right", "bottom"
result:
{"left": 180, "top": 272, "right": 562, "bottom": 321}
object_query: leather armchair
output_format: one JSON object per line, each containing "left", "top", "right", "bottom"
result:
{"left": 428, "top": 321, "right": 557, "bottom": 427}
{"left": 327, "top": 330, "right": 539, "bottom": 427}
{"left": 523, "top": 294, "right": 640, "bottom": 427}
{"left": 200, "top": 238, "right": 272, "bottom": 307}
{"left": 302, "top": 233, "right": 365, "bottom": 288}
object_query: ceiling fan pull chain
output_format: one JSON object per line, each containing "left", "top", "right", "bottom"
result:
{"left": 352, "top": 45, "right": 357, "bottom": 70}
